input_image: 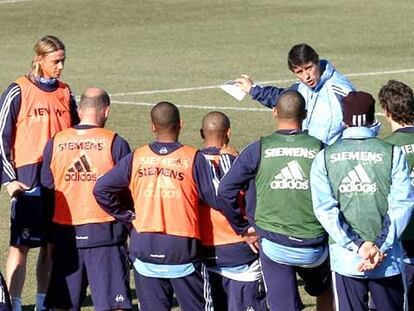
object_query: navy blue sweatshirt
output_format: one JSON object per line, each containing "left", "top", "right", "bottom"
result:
{"left": 93, "top": 142, "right": 227, "bottom": 264}
{"left": 200, "top": 147, "right": 258, "bottom": 267}
{"left": 218, "top": 130, "right": 327, "bottom": 248}
{"left": 41, "top": 124, "right": 131, "bottom": 248}
{"left": 0, "top": 80, "right": 79, "bottom": 187}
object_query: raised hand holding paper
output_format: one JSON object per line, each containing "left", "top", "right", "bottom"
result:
{"left": 220, "top": 80, "right": 246, "bottom": 101}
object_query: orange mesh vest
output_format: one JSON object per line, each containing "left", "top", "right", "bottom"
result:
{"left": 50, "top": 127, "right": 115, "bottom": 225}
{"left": 129, "top": 145, "right": 200, "bottom": 239}
{"left": 13, "top": 76, "right": 72, "bottom": 168}
{"left": 199, "top": 154, "right": 245, "bottom": 246}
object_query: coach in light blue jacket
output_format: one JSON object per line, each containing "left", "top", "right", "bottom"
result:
{"left": 310, "top": 91, "right": 414, "bottom": 311}
{"left": 235, "top": 43, "right": 354, "bottom": 145}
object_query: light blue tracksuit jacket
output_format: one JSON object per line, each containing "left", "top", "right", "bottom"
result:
{"left": 250, "top": 60, "right": 354, "bottom": 145}
{"left": 310, "top": 126, "right": 414, "bottom": 278}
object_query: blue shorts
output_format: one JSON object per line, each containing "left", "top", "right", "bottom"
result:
{"left": 405, "top": 263, "right": 414, "bottom": 311}
{"left": 134, "top": 262, "right": 211, "bottom": 311}
{"left": 208, "top": 271, "right": 267, "bottom": 311}
{"left": 0, "top": 272, "right": 11, "bottom": 311}
{"left": 10, "top": 188, "right": 50, "bottom": 247}
{"left": 45, "top": 243, "right": 132, "bottom": 311}
{"left": 332, "top": 272, "right": 405, "bottom": 311}
{"left": 260, "top": 250, "right": 330, "bottom": 310}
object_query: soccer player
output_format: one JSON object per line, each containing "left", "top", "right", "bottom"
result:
{"left": 234, "top": 43, "right": 355, "bottom": 145}
{"left": 93, "top": 101, "right": 234, "bottom": 311}
{"left": 379, "top": 80, "right": 414, "bottom": 310}
{"left": 40, "top": 88, "right": 132, "bottom": 310}
{"left": 198, "top": 111, "right": 266, "bottom": 311}
{"left": 0, "top": 35, "right": 79, "bottom": 311}
{"left": 218, "top": 91, "right": 333, "bottom": 311}
{"left": 310, "top": 91, "right": 414, "bottom": 311}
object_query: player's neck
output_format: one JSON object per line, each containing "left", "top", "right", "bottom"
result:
{"left": 155, "top": 133, "right": 179, "bottom": 143}
{"left": 276, "top": 120, "right": 302, "bottom": 132}
{"left": 389, "top": 119, "right": 414, "bottom": 132}
{"left": 203, "top": 138, "right": 226, "bottom": 149}
{"left": 78, "top": 119, "right": 101, "bottom": 127}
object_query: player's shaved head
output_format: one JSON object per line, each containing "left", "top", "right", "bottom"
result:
{"left": 79, "top": 88, "right": 110, "bottom": 111}
{"left": 151, "top": 101, "right": 181, "bottom": 132}
{"left": 201, "top": 111, "right": 230, "bottom": 138}
{"left": 275, "top": 91, "right": 306, "bottom": 120}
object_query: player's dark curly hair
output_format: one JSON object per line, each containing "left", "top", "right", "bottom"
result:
{"left": 379, "top": 80, "right": 414, "bottom": 125}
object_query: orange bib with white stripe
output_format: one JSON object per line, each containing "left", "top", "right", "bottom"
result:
{"left": 13, "top": 76, "right": 72, "bottom": 168}
{"left": 129, "top": 145, "right": 200, "bottom": 239}
{"left": 50, "top": 127, "right": 115, "bottom": 225}
{"left": 199, "top": 154, "right": 245, "bottom": 246}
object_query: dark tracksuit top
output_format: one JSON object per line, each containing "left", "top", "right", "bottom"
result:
{"left": 41, "top": 124, "right": 131, "bottom": 247}
{"left": 93, "top": 142, "right": 239, "bottom": 265}
{"left": 218, "top": 130, "right": 327, "bottom": 248}
{"left": 0, "top": 80, "right": 79, "bottom": 187}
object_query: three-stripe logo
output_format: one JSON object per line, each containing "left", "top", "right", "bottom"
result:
{"left": 338, "top": 164, "right": 377, "bottom": 193}
{"left": 270, "top": 160, "right": 309, "bottom": 190}
{"left": 64, "top": 153, "right": 97, "bottom": 182}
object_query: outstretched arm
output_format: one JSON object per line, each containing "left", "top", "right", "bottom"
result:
{"left": 235, "top": 74, "right": 298, "bottom": 108}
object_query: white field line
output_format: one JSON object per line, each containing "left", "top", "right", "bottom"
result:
{"left": 108, "top": 68, "right": 414, "bottom": 97}
{"left": 0, "top": 0, "right": 33, "bottom": 4}
{"left": 111, "top": 100, "right": 387, "bottom": 116}
{"left": 111, "top": 100, "right": 269, "bottom": 112}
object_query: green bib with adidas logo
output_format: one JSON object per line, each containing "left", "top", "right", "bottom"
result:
{"left": 325, "top": 138, "right": 393, "bottom": 243}
{"left": 255, "top": 132, "right": 325, "bottom": 239}
{"left": 383, "top": 130, "right": 414, "bottom": 240}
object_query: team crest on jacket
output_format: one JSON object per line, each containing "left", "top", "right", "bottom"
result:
{"left": 339, "top": 164, "right": 377, "bottom": 194}
{"left": 21, "top": 228, "right": 30, "bottom": 240}
{"left": 270, "top": 160, "right": 309, "bottom": 190}
{"left": 64, "top": 153, "right": 97, "bottom": 181}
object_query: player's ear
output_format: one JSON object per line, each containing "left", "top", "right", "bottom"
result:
{"left": 103, "top": 106, "right": 110, "bottom": 118}
{"left": 179, "top": 120, "right": 184, "bottom": 129}
{"left": 200, "top": 129, "right": 205, "bottom": 139}
{"left": 272, "top": 107, "right": 278, "bottom": 118}
{"left": 78, "top": 109, "right": 84, "bottom": 120}
{"left": 150, "top": 122, "right": 156, "bottom": 133}
{"left": 302, "top": 109, "right": 307, "bottom": 120}
{"left": 226, "top": 128, "right": 232, "bottom": 139}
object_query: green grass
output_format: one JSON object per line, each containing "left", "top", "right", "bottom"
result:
{"left": 1, "top": 0, "right": 414, "bottom": 309}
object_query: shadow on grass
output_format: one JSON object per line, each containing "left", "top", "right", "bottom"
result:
{"left": 297, "top": 279, "right": 317, "bottom": 308}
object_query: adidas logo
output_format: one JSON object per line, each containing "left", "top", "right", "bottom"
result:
{"left": 270, "top": 160, "right": 309, "bottom": 190}
{"left": 115, "top": 294, "right": 125, "bottom": 302}
{"left": 338, "top": 164, "right": 377, "bottom": 193}
{"left": 64, "top": 153, "right": 97, "bottom": 182}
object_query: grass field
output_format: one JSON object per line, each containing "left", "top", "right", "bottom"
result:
{"left": 1, "top": 0, "right": 414, "bottom": 309}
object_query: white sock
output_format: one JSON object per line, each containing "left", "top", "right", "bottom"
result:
{"left": 35, "top": 293, "right": 46, "bottom": 311}
{"left": 11, "top": 297, "right": 22, "bottom": 311}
